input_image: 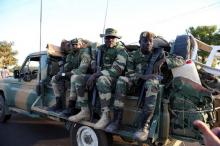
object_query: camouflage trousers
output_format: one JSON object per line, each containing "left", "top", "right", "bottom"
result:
{"left": 70, "top": 74, "right": 90, "bottom": 107}
{"left": 143, "top": 78, "right": 159, "bottom": 111}
{"left": 96, "top": 75, "right": 116, "bottom": 109}
{"left": 114, "top": 76, "right": 159, "bottom": 110}
{"left": 51, "top": 75, "right": 69, "bottom": 98}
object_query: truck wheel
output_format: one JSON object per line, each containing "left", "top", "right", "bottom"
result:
{"left": 70, "top": 123, "right": 112, "bottom": 146}
{"left": 0, "top": 95, "right": 11, "bottom": 123}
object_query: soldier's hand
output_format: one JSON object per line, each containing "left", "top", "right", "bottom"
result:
{"left": 90, "top": 62, "right": 97, "bottom": 73}
{"left": 86, "top": 72, "right": 102, "bottom": 90}
{"left": 55, "top": 74, "right": 62, "bottom": 80}
{"left": 86, "top": 74, "right": 97, "bottom": 90}
{"left": 65, "top": 72, "right": 73, "bottom": 78}
{"left": 153, "top": 58, "right": 165, "bottom": 74}
{"left": 193, "top": 120, "right": 220, "bottom": 146}
{"left": 134, "top": 73, "right": 142, "bottom": 80}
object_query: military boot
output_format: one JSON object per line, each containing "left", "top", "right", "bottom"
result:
{"left": 47, "top": 96, "right": 63, "bottom": 111}
{"left": 94, "top": 107, "right": 110, "bottom": 129}
{"left": 134, "top": 122, "right": 149, "bottom": 141}
{"left": 68, "top": 106, "right": 90, "bottom": 122}
{"left": 105, "top": 108, "right": 123, "bottom": 132}
{"left": 133, "top": 111, "right": 153, "bottom": 141}
{"left": 61, "top": 100, "right": 76, "bottom": 117}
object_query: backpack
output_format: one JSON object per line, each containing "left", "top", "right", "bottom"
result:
{"left": 168, "top": 77, "right": 215, "bottom": 140}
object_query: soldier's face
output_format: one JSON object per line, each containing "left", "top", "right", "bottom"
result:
{"left": 140, "top": 37, "right": 154, "bottom": 54}
{"left": 104, "top": 36, "right": 117, "bottom": 48}
{"left": 72, "top": 43, "right": 81, "bottom": 51}
{"left": 64, "top": 42, "right": 71, "bottom": 52}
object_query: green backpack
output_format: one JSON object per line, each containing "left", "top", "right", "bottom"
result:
{"left": 168, "top": 77, "right": 215, "bottom": 141}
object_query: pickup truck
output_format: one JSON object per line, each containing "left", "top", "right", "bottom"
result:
{"left": 0, "top": 36, "right": 217, "bottom": 146}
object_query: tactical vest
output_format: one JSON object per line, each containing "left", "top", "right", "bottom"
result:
{"left": 144, "top": 47, "right": 164, "bottom": 75}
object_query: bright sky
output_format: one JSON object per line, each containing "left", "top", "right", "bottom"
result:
{"left": 0, "top": 0, "right": 220, "bottom": 65}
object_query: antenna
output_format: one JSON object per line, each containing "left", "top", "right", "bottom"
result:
{"left": 102, "top": 0, "right": 109, "bottom": 43}
{"left": 39, "top": 0, "right": 42, "bottom": 81}
{"left": 40, "top": 0, "right": 42, "bottom": 53}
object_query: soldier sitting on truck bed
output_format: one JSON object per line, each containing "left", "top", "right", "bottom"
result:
{"left": 105, "top": 31, "right": 164, "bottom": 133}
{"left": 132, "top": 34, "right": 185, "bottom": 141}
{"left": 48, "top": 38, "right": 91, "bottom": 116}
{"left": 106, "top": 31, "right": 186, "bottom": 141}
{"left": 68, "top": 28, "right": 128, "bottom": 130}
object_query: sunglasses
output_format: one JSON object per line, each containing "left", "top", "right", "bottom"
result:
{"left": 105, "top": 36, "right": 117, "bottom": 40}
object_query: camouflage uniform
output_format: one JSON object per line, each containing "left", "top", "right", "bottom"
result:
{"left": 93, "top": 42, "right": 127, "bottom": 128}
{"left": 51, "top": 48, "right": 91, "bottom": 96}
{"left": 133, "top": 53, "right": 186, "bottom": 141}
{"left": 96, "top": 43, "right": 127, "bottom": 104}
{"left": 114, "top": 49, "right": 164, "bottom": 109}
{"left": 68, "top": 28, "right": 127, "bottom": 127}
{"left": 68, "top": 42, "right": 127, "bottom": 121}
{"left": 69, "top": 40, "right": 98, "bottom": 106}
{"left": 50, "top": 39, "right": 91, "bottom": 112}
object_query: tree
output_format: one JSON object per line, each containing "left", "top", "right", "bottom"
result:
{"left": 188, "top": 25, "right": 220, "bottom": 45}
{"left": 0, "top": 41, "right": 18, "bottom": 68}
{"left": 187, "top": 25, "right": 220, "bottom": 63}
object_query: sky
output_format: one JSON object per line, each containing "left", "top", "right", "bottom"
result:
{"left": 0, "top": 0, "right": 220, "bottom": 65}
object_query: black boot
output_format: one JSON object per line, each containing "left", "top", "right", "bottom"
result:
{"left": 105, "top": 108, "right": 123, "bottom": 132}
{"left": 47, "top": 96, "right": 63, "bottom": 111}
{"left": 61, "top": 100, "right": 76, "bottom": 117}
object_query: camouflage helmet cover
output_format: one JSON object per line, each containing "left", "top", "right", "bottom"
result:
{"left": 100, "top": 28, "right": 121, "bottom": 39}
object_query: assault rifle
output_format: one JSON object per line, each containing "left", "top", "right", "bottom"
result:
{"left": 91, "top": 48, "right": 102, "bottom": 121}
{"left": 137, "top": 48, "right": 163, "bottom": 108}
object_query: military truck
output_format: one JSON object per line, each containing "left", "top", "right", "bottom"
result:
{"left": 0, "top": 35, "right": 217, "bottom": 146}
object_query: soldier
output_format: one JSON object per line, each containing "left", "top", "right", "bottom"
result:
{"left": 68, "top": 28, "right": 128, "bottom": 130}
{"left": 106, "top": 31, "right": 185, "bottom": 142}
{"left": 132, "top": 33, "right": 185, "bottom": 141}
{"left": 105, "top": 31, "right": 164, "bottom": 132}
{"left": 48, "top": 38, "right": 91, "bottom": 115}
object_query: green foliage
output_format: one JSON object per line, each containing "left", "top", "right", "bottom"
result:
{"left": 187, "top": 25, "right": 220, "bottom": 63}
{"left": 188, "top": 25, "right": 220, "bottom": 45}
{"left": 0, "top": 41, "right": 18, "bottom": 68}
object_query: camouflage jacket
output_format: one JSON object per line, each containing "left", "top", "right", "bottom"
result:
{"left": 161, "top": 53, "right": 186, "bottom": 83}
{"left": 125, "top": 48, "right": 164, "bottom": 79}
{"left": 64, "top": 48, "right": 91, "bottom": 75}
{"left": 99, "top": 43, "right": 128, "bottom": 78}
{"left": 165, "top": 53, "right": 185, "bottom": 69}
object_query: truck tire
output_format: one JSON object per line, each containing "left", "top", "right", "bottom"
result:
{"left": 70, "top": 123, "right": 112, "bottom": 146}
{"left": 0, "top": 95, "right": 11, "bottom": 123}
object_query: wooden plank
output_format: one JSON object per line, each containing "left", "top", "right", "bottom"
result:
{"left": 195, "top": 39, "right": 212, "bottom": 52}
